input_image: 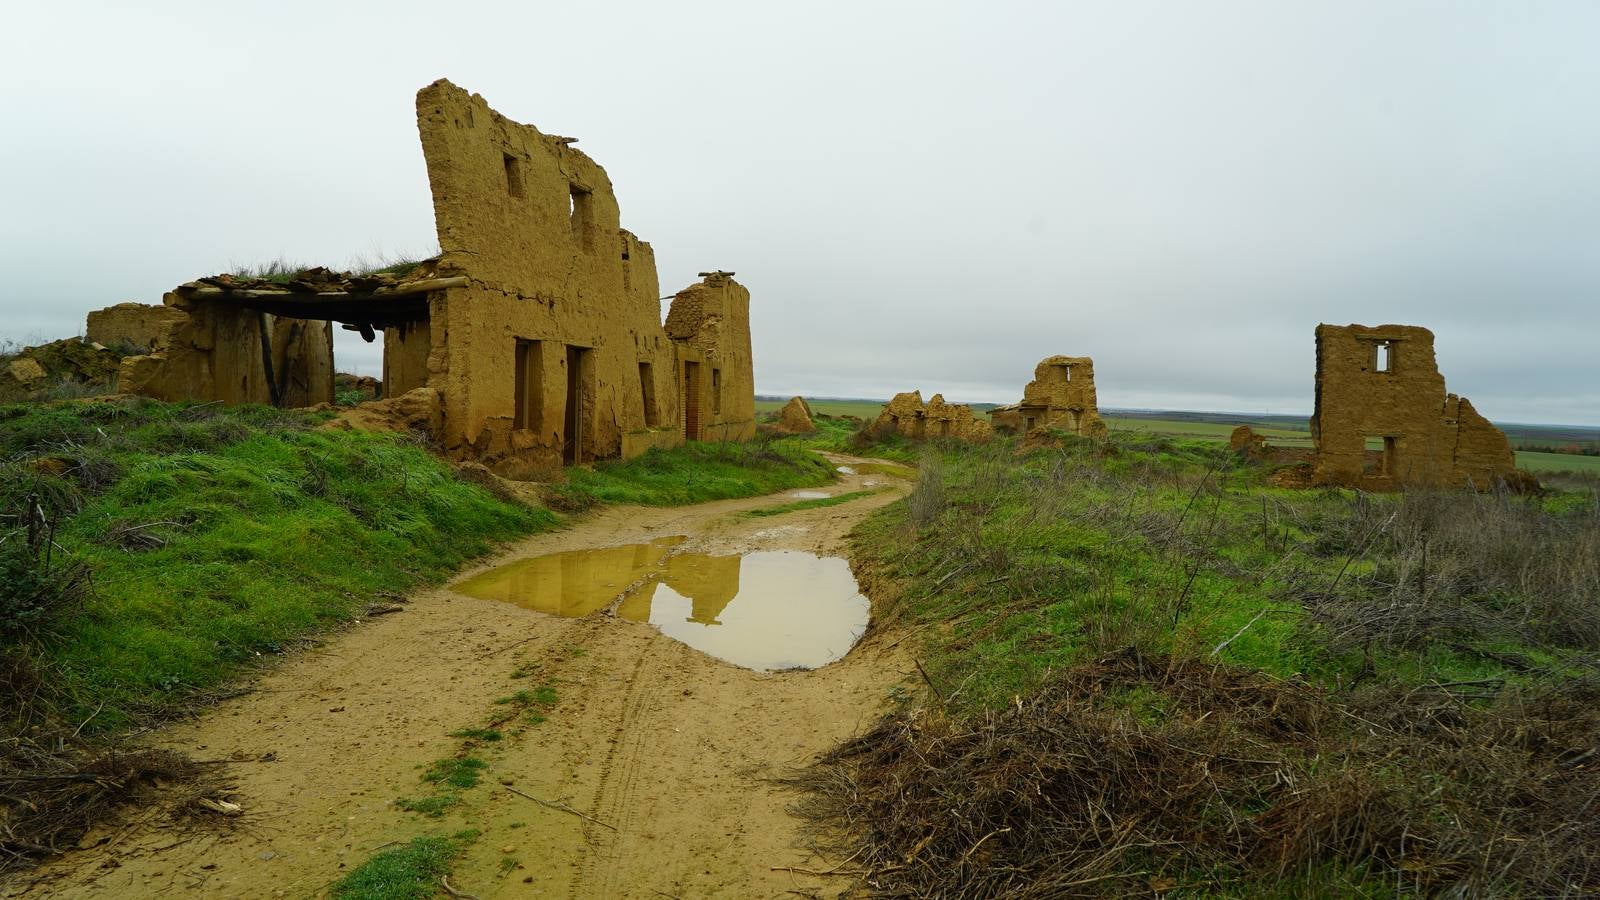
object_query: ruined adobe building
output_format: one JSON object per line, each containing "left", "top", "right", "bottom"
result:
{"left": 1311, "top": 324, "right": 1523, "bottom": 490}
{"left": 870, "top": 391, "right": 992, "bottom": 442}
{"left": 86, "top": 79, "right": 755, "bottom": 471}
{"left": 989, "top": 356, "right": 1106, "bottom": 439}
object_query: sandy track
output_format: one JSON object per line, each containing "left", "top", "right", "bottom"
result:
{"left": 13, "top": 455, "right": 910, "bottom": 899}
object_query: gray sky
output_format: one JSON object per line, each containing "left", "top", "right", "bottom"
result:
{"left": 4, "top": 1, "right": 1597, "bottom": 425}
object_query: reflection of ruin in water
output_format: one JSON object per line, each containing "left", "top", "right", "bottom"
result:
{"left": 452, "top": 541, "right": 870, "bottom": 671}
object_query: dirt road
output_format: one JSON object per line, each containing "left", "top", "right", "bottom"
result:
{"left": 16, "top": 455, "right": 910, "bottom": 899}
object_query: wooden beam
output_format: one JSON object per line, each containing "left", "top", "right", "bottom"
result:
{"left": 185, "top": 276, "right": 467, "bottom": 301}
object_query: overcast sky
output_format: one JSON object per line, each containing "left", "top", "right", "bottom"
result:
{"left": 3, "top": 1, "right": 1597, "bottom": 424}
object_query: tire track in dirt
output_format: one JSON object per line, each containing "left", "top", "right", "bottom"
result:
{"left": 570, "top": 642, "right": 674, "bottom": 899}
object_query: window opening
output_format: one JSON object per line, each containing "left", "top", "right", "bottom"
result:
{"left": 638, "top": 362, "right": 658, "bottom": 427}
{"left": 503, "top": 153, "right": 524, "bottom": 199}
{"left": 569, "top": 185, "right": 593, "bottom": 251}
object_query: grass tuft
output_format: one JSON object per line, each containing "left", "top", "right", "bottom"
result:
{"left": 331, "top": 831, "right": 475, "bottom": 899}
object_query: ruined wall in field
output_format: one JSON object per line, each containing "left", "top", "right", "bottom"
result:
{"left": 870, "top": 390, "right": 991, "bottom": 442}
{"left": 415, "top": 79, "right": 679, "bottom": 471}
{"left": 104, "top": 298, "right": 334, "bottom": 409}
{"left": 990, "top": 355, "right": 1105, "bottom": 439}
{"left": 415, "top": 79, "right": 754, "bottom": 471}
{"left": 85, "top": 303, "right": 189, "bottom": 354}
{"left": 776, "top": 396, "right": 815, "bottom": 433}
{"left": 1310, "top": 323, "right": 1524, "bottom": 490}
{"left": 665, "top": 272, "right": 756, "bottom": 444}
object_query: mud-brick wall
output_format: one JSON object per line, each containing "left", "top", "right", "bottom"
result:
{"left": 86, "top": 302, "right": 188, "bottom": 353}
{"left": 666, "top": 275, "right": 756, "bottom": 443}
{"left": 382, "top": 315, "right": 433, "bottom": 398}
{"left": 924, "top": 394, "right": 992, "bottom": 441}
{"left": 415, "top": 80, "right": 684, "bottom": 467}
{"left": 873, "top": 391, "right": 928, "bottom": 438}
{"left": 1450, "top": 396, "right": 1519, "bottom": 489}
{"left": 1021, "top": 355, "right": 1103, "bottom": 436}
{"left": 1311, "top": 324, "right": 1453, "bottom": 487}
{"left": 114, "top": 296, "right": 333, "bottom": 408}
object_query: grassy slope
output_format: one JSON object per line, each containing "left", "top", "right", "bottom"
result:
{"left": 833, "top": 433, "right": 1599, "bottom": 893}
{"left": 1, "top": 400, "right": 833, "bottom": 731}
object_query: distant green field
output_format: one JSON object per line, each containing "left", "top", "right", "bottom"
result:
{"left": 1514, "top": 450, "right": 1600, "bottom": 474}
{"left": 755, "top": 397, "right": 884, "bottom": 418}
{"left": 1102, "top": 417, "right": 1313, "bottom": 446}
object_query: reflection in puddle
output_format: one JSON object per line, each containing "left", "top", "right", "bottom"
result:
{"left": 836, "top": 465, "right": 857, "bottom": 475}
{"left": 787, "top": 490, "right": 831, "bottom": 500}
{"left": 453, "top": 542, "right": 869, "bottom": 671}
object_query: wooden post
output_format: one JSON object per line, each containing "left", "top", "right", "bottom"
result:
{"left": 256, "top": 312, "right": 282, "bottom": 408}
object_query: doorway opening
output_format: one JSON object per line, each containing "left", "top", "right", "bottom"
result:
{"left": 683, "top": 361, "right": 702, "bottom": 441}
{"left": 563, "top": 345, "right": 592, "bottom": 464}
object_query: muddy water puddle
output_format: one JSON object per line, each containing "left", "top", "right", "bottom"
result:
{"left": 787, "top": 490, "right": 832, "bottom": 499}
{"left": 838, "top": 462, "right": 914, "bottom": 479}
{"left": 453, "top": 539, "right": 869, "bottom": 671}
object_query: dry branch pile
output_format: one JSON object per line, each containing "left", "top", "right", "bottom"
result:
{"left": 791, "top": 649, "right": 1600, "bottom": 897}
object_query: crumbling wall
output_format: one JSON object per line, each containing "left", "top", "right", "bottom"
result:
{"left": 776, "top": 396, "right": 815, "bottom": 433}
{"left": 85, "top": 302, "right": 188, "bottom": 353}
{"left": 870, "top": 391, "right": 991, "bottom": 442}
{"left": 415, "top": 79, "right": 754, "bottom": 470}
{"left": 665, "top": 272, "right": 756, "bottom": 443}
{"left": 989, "top": 355, "right": 1106, "bottom": 439}
{"left": 111, "top": 296, "right": 334, "bottom": 408}
{"left": 1310, "top": 324, "right": 1524, "bottom": 490}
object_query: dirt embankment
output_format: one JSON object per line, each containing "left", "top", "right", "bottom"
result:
{"left": 10, "top": 455, "right": 911, "bottom": 899}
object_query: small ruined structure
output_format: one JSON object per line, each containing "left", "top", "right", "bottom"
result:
{"left": 87, "top": 79, "right": 755, "bottom": 472}
{"left": 870, "top": 391, "right": 992, "bottom": 442}
{"left": 1311, "top": 324, "right": 1525, "bottom": 490}
{"left": 776, "top": 396, "right": 816, "bottom": 433}
{"left": 1228, "top": 424, "right": 1269, "bottom": 458}
{"left": 989, "top": 355, "right": 1105, "bottom": 439}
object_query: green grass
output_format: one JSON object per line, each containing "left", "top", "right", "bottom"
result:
{"left": 332, "top": 831, "right": 476, "bottom": 899}
{"left": 1102, "top": 416, "right": 1313, "bottom": 445}
{"left": 745, "top": 489, "right": 881, "bottom": 517}
{"left": 421, "top": 756, "right": 487, "bottom": 790}
{"left": 830, "top": 433, "right": 1600, "bottom": 895}
{"left": 0, "top": 399, "right": 550, "bottom": 730}
{"left": 1516, "top": 449, "right": 1600, "bottom": 474}
{"left": 393, "top": 794, "right": 459, "bottom": 817}
{"left": 1, "top": 398, "right": 846, "bottom": 736}
{"left": 551, "top": 438, "right": 833, "bottom": 508}
{"left": 857, "top": 436, "right": 1597, "bottom": 711}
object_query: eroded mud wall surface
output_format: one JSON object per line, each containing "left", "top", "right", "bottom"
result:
{"left": 85, "top": 302, "right": 188, "bottom": 353}
{"left": 871, "top": 391, "right": 990, "bottom": 442}
{"left": 1310, "top": 323, "right": 1519, "bottom": 489}
{"left": 665, "top": 273, "right": 756, "bottom": 444}
{"left": 417, "top": 79, "right": 754, "bottom": 469}
{"left": 1020, "top": 355, "right": 1103, "bottom": 437}
{"left": 112, "top": 297, "right": 333, "bottom": 407}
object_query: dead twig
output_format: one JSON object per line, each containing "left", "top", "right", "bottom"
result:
{"left": 502, "top": 785, "right": 616, "bottom": 830}
{"left": 439, "top": 875, "right": 479, "bottom": 899}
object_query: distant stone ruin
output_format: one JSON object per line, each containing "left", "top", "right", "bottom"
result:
{"left": 870, "top": 391, "right": 992, "bottom": 442}
{"left": 989, "top": 355, "right": 1105, "bottom": 439}
{"left": 776, "top": 396, "right": 816, "bottom": 433}
{"left": 85, "top": 79, "right": 755, "bottom": 473}
{"left": 1311, "top": 323, "right": 1527, "bottom": 490}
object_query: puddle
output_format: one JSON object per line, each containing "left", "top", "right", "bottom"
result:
{"left": 855, "top": 462, "right": 914, "bottom": 479}
{"left": 787, "top": 490, "right": 831, "bottom": 500}
{"left": 835, "top": 465, "right": 857, "bottom": 475}
{"left": 453, "top": 542, "right": 869, "bottom": 671}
